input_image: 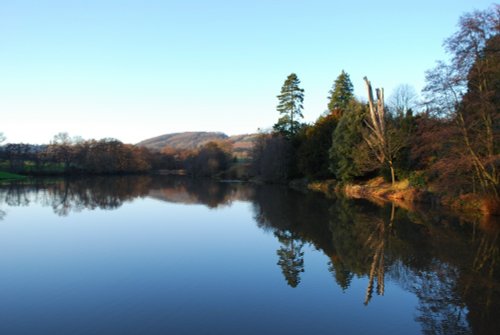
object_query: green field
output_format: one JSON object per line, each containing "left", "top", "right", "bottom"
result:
{"left": 0, "top": 171, "right": 27, "bottom": 180}
{"left": 0, "top": 160, "right": 65, "bottom": 174}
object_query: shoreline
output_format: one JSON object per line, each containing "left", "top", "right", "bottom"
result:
{"left": 3, "top": 171, "right": 499, "bottom": 218}
{"left": 295, "top": 177, "right": 500, "bottom": 218}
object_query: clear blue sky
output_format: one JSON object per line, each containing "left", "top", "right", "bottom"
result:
{"left": 1, "top": 0, "right": 495, "bottom": 144}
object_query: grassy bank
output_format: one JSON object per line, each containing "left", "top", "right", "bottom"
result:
{"left": 0, "top": 171, "right": 27, "bottom": 181}
{"left": 305, "top": 177, "right": 500, "bottom": 217}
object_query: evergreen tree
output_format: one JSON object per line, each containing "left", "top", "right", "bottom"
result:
{"left": 329, "top": 100, "right": 367, "bottom": 182}
{"left": 327, "top": 70, "right": 354, "bottom": 117}
{"left": 273, "top": 73, "right": 305, "bottom": 137}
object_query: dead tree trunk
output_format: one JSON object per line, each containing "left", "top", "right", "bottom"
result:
{"left": 363, "top": 77, "right": 396, "bottom": 185}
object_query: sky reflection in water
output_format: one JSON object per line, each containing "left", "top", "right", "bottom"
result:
{"left": 0, "top": 176, "right": 498, "bottom": 335}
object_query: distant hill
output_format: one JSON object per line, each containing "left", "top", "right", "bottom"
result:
{"left": 137, "top": 131, "right": 259, "bottom": 158}
{"left": 137, "top": 132, "right": 228, "bottom": 151}
{"left": 148, "top": 180, "right": 253, "bottom": 207}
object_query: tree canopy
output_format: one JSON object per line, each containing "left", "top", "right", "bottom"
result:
{"left": 327, "top": 70, "right": 354, "bottom": 117}
{"left": 273, "top": 73, "right": 305, "bottom": 137}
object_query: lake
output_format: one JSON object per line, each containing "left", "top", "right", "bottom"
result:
{"left": 0, "top": 176, "right": 499, "bottom": 335}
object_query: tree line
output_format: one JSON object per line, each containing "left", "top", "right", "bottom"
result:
{"left": 250, "top": 5, "right": 499, "bottom": 202}
{"left": 0, "top": 134, "right": 152, "bottom": 174}
{"left": 1, "top": 6, "right": 498, "bottom": 202}
{"left": 0, "top": 132, "right": 233, "bottom": 177}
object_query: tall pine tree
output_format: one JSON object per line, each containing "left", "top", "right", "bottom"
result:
{"left": 327, "top": 70, "right": 354, "bottom": 118}
{"left": 273, "top": 73, "right": 305, "bottom": 137}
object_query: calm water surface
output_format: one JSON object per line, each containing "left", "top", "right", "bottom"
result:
{"left": 0, "top": 176, "right": 499, "bottom": 335}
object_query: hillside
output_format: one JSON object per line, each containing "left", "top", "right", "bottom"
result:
{"left": 137, "top": 131, "right": 259, "bottom": 158}
{"left": 137, "top": 132, "right": 228, "bottom": 151}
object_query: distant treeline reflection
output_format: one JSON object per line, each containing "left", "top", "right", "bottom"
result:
{"left": 0, "top": 176, "right": 253, "bottom": 215}
{"left": 1, "top": 177, "right": 499, "bottom": 334}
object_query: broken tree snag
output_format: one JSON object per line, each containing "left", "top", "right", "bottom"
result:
{"left": 363, "top": 76, "right": 396, "bottom": 185}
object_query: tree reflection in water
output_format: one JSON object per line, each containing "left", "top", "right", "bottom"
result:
{"left": 0, "top": 177, "right": 151, "bottom": 216}
{"left": 275, "top": 229, "right": 305, "bottom": 287}
{"left": 362, "top": 204, "right": 395, "bottom": 305}
{"left": 251, "top": 186, "right": 500, "bottom": 335}
{"left": 1, "top": 177, "right": 499, "bottom": 334}
{"left": 0, "top": 176, "right": 253, "bottom": 216}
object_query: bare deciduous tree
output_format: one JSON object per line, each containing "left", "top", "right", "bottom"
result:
{"left": 423, "top": 5, "right": 500, "bottom": 197}
{"left": 388, "top": 84, "right": 418, "bottom": 115}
